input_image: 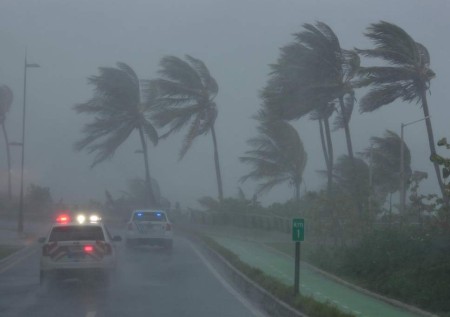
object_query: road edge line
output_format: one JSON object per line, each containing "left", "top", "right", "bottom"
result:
{"left": 187, "top": 240, "right": 267, "bottom": 317}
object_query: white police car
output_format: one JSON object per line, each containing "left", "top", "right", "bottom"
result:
{"left": 125, "top": 210, "right": 173, "bottom": 249}
{"left": 39, "top": 213, "right": 121, "bottom": 286}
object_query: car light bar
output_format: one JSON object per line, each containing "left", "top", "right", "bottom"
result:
{"left": 56, "top": 214, "right": 71, "bottom": 224}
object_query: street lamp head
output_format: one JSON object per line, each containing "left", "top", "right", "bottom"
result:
{"left": 26, "top": 63, "right": 40, "bottom": 68}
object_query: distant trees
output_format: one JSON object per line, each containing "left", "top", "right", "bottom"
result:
{"left": 74, "top": 63, "right": 159, "bottom": 207}
{"left": 0, "top": 85, "right": 13, "bottom": 200}
{"left": 151, "top": 55, "right": 224, "bottom": 201}
{"left": 25, "top": 183, "right": 52, "bottom": 214}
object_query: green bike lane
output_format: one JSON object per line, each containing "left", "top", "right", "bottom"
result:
{"left": 207, "top": 234, "right": 422, "bottom": 317}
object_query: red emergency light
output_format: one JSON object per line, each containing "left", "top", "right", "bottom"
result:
{"left": 56, "top": 214, "right": 71, "bottom": 224}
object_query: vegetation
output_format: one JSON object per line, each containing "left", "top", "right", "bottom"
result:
{"left": 151, "top": 55, "right": 224, "bottom": 201}
{"left": 74, "top": 62, "right": 159, "bottom": 207}
{"left": 240, "top": 113, "right": 307, "bottom": 203}
{"left": 307, "top": 228, "right": 450, "bottom": 316}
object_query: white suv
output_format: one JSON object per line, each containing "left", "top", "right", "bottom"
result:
{"left": 39, "top": 214, "right": 121, "bottom": 286}
{"left": 125, "top": 210, "right": 173, "bottom": 249}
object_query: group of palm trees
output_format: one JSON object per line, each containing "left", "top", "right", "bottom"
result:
{"left": 74, "top": 20, "right": 443, "bottom": 215}
{"left": 240, "top": 20, "right": 443, "bottom": 214}
{"left": 75, "top": 56, "right": 223, "bottom": 207}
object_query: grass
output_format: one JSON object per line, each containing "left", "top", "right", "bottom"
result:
{"left": 0, "top": 245, "right": 20, "bottom": 260}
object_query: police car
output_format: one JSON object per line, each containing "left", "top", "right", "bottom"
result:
{"left": 125, "top": 210, "right": 173, "bottom": 249}
{"left": 39, "top": 213, "right": 122, "bottom": 286}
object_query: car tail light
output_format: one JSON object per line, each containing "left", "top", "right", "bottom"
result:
{"left": 84, "top": 245, "right": 94, "bottom": 253}
{"left": 127, "top": 223, "right": 133, "bottom": 231}
{"left": 166, "top": 223, "right": 172, "bottom": 231}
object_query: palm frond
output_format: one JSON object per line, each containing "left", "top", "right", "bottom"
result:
{"left": 185, "top": 55, "right": 218, "bottom": 97}
{"left": 158, "top": 55, "right": 203, "bottom": 91}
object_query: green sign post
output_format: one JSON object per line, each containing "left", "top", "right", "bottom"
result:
{"left": 292, "top": 218, "right": 304, "bottom": 295}
{"left": 292, "top": 218, "right": 304, "bottom": 241}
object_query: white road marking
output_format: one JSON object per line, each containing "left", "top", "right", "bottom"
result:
{"left": 188, "top": 241, "right": 267, "bottom": 317}
{"left": 86, "top": 312, "right": 96, "bottom": 317}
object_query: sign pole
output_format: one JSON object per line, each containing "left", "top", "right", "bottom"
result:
{"left": 294, "top": 241, "right": 300, "bottom": 295}
{"left": 292, "top": 218, "right": 304, "bottom": 295}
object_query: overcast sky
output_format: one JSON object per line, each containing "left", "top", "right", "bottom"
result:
{"left": 0, "top": 0, "right": 449, "bottom": 208}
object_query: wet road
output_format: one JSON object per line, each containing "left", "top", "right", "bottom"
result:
{"left": 0, "top": 234, "right": 264, "bottom": 317}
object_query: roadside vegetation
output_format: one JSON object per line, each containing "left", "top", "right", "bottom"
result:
{"left": 1, "top": 17, "right": 449, "bottom": 317}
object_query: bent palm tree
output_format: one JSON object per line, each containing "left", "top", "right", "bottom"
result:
{"left": 0, "top": 85, "right": 13, "bottom": 200}
{"left": 362, "top": 130, "right": 411, "bottom": 206}
{"left": 356, "top": 21, "right": 444, "bottom": 199}
{"left": 292, "top": 22, "right": 359, "bottom": 161}
{"left": 151, "top": 55, "right": 223, "bottom": 201}
{"left": 74, "top": 62, "right": 158, "bottom": 206}
{"left": 240, "top": 117, "right": 307, "bottom": 203}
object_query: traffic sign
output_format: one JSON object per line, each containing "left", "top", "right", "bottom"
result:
{"left": 292, "top": 218, "right": 304, "bottom": 242}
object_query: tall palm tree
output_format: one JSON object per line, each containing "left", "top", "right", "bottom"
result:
{"left": 151, "top": 55, "right": 223, "bottom": 201}
{"left": 240, "top": 117, "right": 307, "bottom": 203}
{"left": 0, "top": 85, "right": 13, "bottom": 200}
{"left": 356, "top": 21, "right": 444, "bottom": 199}
{"left": 74, "top": 62, "right": 158, "bottom": 206}
{"left": 292, "top": 22, "right": 359, "bottom": 161}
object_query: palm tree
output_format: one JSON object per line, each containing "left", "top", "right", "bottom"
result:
{"left": 0, "top": 85, "right": 13, "bottom": 200}
{"left": 74, "top": 62, "right": 158, "bottom": 206}
{"left": 361, "top": 130, "right": 412, "bottom": 207}
{"left": 151, "top": 55, "right": 223, "bottom": 201}
{"left": 356, "top": 21, "right": 444, "bottom": 199}
{"left": 291, "top": 22, "right": 359, "bottom": 161}
{"left": 240, "top": 117, "right": 307, "bottom": 203}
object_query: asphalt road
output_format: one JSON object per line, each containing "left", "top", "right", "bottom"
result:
{"left": 0, "top": 233, "right": 265, "bottom": 317}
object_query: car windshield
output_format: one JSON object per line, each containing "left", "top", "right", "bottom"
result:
{"left": 49, "top": 226, "right": 105, "bottom": 242}
{"left": 133, "top": 212, "right": 167, "bottom": 222}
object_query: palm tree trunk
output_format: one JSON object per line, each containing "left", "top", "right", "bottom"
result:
{"left": 210, "top": 124, "right": 224, "bottom": 201}
{"left": 295, "top": 181, "right": 300, "bottom": 205}
{"left": 339, "top": 95, "right": 364, "bottom": 216}
{"left": 138, "top": 126, "right": 156, "bottom": 207}
{"left": 318, "top": 119, "right": 329, "bottom": 171}
{"left": 324, "top": 117, "right": 334, "bottom": 198}
{"left": 421, "top": 90, "right": 446, "bottom": 200}
{"left": 1, "top": 123, "right": 12, "bottom": 200}
{"left": 338, "top": 96, "right": 354, "bottom": 161}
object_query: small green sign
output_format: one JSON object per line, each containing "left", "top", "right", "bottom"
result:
{"left": 292, "top": 218, "right": 304, "bottom": 241}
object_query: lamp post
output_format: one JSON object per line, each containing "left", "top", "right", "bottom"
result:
{"left": 399, "top": 116, "right": 429, "bottom": 215}
{"left": 18, "top": 52, "right": 40, "bottom": 233}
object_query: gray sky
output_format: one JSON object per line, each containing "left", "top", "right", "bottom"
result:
{"left": 0, "top": 0, "right": 449, "bottom": 208}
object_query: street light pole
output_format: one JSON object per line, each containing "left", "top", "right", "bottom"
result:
{"left": 18, "top": 51, "right": 39, "bottom": 233}
{"left": 399, "top": 116, "right": 429, "bottom": 215}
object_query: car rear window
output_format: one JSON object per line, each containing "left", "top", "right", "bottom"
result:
{"left": 133, "top": 211, "right": 167, "bottom": 222}
{"left": 49, "top": 226, "right": 105, "bottom": 242}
